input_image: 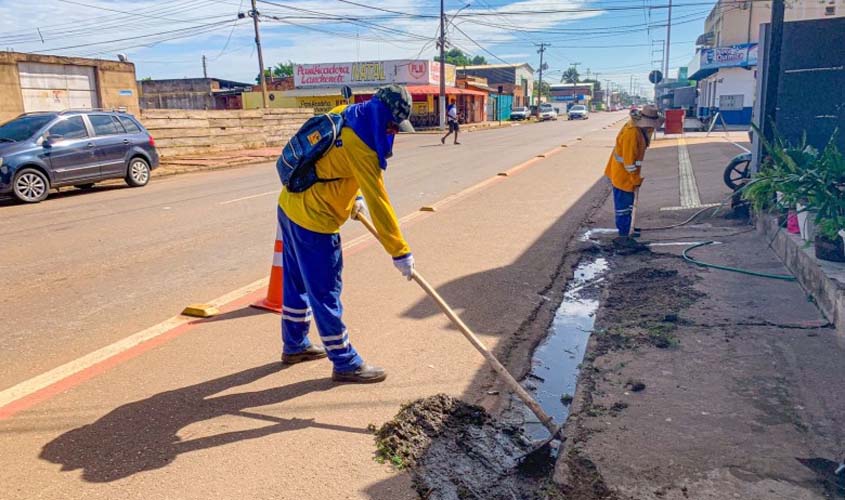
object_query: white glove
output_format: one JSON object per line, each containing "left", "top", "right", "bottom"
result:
{"left": 351, "top": 196, "right": 367, "bottom": 220}
{"left": 392, "top": 253, "right": 415, "bottom": 280}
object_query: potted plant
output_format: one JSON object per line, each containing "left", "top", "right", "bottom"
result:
{"left": 746, "top": 128, "right": 845, "bottom": 260}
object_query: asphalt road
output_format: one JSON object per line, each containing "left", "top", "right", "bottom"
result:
{"left": 0, "top": 113, "right": 625, "bottom": 390}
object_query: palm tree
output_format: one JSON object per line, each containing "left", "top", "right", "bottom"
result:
{"left": 561, "top": 67, "right": 580, "bottom": 84}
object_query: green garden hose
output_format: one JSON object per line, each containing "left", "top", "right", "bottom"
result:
{"left": 682, "top": 241, "right": 797, "bottom": 281}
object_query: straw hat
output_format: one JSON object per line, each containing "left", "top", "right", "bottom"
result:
{"left": 631, "top": 104, "right": 664, "bottom": 128}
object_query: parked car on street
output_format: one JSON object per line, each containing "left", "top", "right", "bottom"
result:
{"left": 538, "top": 103, "right": 558, "bottom": 121}
{"left": 0, "top": 110, "right": 159, "bottom": 203}
{"left": 568, "top": 104, "right": 589, "bottom": 120}
{"left": 510, "top": 106, "right": 530, "bottom": 121}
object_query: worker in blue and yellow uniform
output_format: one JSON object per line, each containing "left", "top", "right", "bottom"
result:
{"left": 276, "top": 84, "right": 416, "bottom": 384}
{"left": 604, "top": 104, "right": 664, "bottom": 238}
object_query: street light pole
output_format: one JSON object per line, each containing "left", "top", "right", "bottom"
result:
{"left": 438, "top": 0, "right": 446, "bottom": 130}
{"left": 250, "top": 0, "right": 268, "bottom": 108}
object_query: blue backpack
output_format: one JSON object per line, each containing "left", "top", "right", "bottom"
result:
{"left": 276, "top": 112, "right": 344, "bottom": 192}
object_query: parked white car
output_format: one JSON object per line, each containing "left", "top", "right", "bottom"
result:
{"left": 538, "top": 103, "right": 558, "bottom": 121}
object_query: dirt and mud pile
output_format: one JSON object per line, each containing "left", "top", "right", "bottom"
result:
{"left": 374, "top": 394, "right": 564, "bottom": 500}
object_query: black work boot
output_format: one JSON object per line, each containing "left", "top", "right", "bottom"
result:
{"left": 332, "top": 364, "right": 387, "bottom": 384}
{"left": 282, "top": 345, "right": 328, "bottom": 365}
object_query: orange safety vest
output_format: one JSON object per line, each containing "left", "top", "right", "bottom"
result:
{"left": 604, "top": 120, "right": 649, "bottom": 192}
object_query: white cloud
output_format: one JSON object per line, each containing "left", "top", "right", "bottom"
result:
{"left": 0, "top": 0, "right": 607, "bottom": 82}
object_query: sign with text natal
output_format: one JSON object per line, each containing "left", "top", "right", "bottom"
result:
{"left": 294, "top": 60, "right": 456, "bottom": 88}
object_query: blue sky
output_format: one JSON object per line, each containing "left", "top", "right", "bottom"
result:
{"left": 0, "top": 0, "right": 713, "bottom": 95}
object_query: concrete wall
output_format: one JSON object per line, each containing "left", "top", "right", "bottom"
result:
{"left": 0, "top": 59, "right": 24, "bottom": 121}
{"left": 139, "top": 107, "right": 313, "bottom": 158}
{"left": 139, "top": 79, "right": 215, "bottom": 110}
{"left": 0, "top": 52, "right": 138, "bottom": 123}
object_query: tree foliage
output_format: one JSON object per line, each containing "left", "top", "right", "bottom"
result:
{"left": 561, "top": 66, "right": 580, "bottom": 84}
{"left": 581, "top": 78, "right": 601, "bottom": 91}
{"left": 533, "top": 80, "right": 551, "bottom": 100}
{"left": 256, "top": 61, "right": 295, "bottom": 83}
{"left": 435, "top": 48, "right": 487, "bottom": 66}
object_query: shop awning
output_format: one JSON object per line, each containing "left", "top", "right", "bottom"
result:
{"left": 405, "top": 85, "right": 487, "bottom": 96}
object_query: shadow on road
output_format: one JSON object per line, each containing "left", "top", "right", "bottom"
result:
{"left": 0, "top": 184, "right": 128, "bottom": 208}
{"left": 40, "top": 363, "right": 361, "bottom": 483}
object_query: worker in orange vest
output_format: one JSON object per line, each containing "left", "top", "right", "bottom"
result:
{"left": 604, "top": 104, "right": 664, "bottom": 238}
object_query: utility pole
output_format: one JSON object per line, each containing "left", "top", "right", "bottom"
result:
{"left": 202, "top": 54, "right": 208, "bottom": 79}
{"left": 536, "top": 43, "right": 549, "bottom": 106}
{"left": 664, "top": 0, "right": 672, "bottom": 79}
{"left": 250, "top": 0, "right": 269, "bottom": 108}
{"left": 438, "top": 0, "right": 446, "bottom": 130}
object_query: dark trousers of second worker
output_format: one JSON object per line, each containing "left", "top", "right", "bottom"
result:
{"left": 612, "top": 186, "right": 635, "bottom": 236}
{"left": 277, "top": 207, "right": 363, "bottom": 372}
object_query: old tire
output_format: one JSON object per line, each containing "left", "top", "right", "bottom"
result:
{"left": 13, "top": 168, "right": 50, "bottom": 203}
{"left": 125, "top": 157, "right": 150, "bottom": 187}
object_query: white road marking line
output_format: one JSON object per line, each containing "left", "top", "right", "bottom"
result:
{"left": 0, "top": 278, "right": 270, "bottom": 409}
{"left": 219, "top": 191, "right": 278, "bottom": 205}
{"left": 0, "top": 209, "right": 417, "bottom": 410}
{"left": 677, "top": 137, "right": 702, "bottom": 209}
{"left": 660, "top": 202, "right": 721, "bottom": 212}
{"left": 729, "top": 141, "right": 750, "bottom": 153}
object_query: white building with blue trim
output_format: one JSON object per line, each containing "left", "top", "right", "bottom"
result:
{"left": 688, "top": 0, "right": 844, "bottom": 126}
{"left": 688, "top": 0, "right": 772, "bottom": 125}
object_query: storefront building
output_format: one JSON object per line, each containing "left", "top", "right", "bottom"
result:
{"left": 456, "top": 64, "right": 534, "bottom": 108}
{"left": 0, "top": 52, "right": 139, "bottom": 123}
{"left": 549, "top": 82, "right": 594, "bottom": 109}
{"left": 244, "top": 59, "right": 486, "bottom": 127}
{"left": 688, "top": 43, "right": 758, "bottom": 124}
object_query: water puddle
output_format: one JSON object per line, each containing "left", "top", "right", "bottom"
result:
{"left": 578, "top": 228, "right": 617, "bottom": 242}
{"left": 523, "top": 257, "right": 609, "bottom": 441}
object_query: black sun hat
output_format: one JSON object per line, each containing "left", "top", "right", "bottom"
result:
{"left": 374, "top": 84, "right": 415, "bottom": 133}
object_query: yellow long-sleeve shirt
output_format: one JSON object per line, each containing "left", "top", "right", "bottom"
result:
{"left": 604, "top": 120, "right": 648, "bottom": 192}
{"left": 278, "top": 107, "right": 411, "bottom": 258}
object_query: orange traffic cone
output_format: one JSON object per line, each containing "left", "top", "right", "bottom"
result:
{"left": 252, "top": 224, "right": 284, "bottom": 313}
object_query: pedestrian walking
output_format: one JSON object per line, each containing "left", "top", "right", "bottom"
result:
{"left": 277, "top": 84, "right": 416, "bottom": 384}
{"left": 441, "top": 100, "right": 460, "bottom": 145}
{"left": 604, "top": 104, "right": 664, "bottom": 239}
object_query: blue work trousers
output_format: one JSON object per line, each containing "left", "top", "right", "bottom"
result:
{"left": 277, "top": 207, "right": 363, "bottom": 373}
{"left": 612, "top": 187, "right": 635, "bottom": 236}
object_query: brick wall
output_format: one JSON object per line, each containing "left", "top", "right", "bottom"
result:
{"left": 139, "top": 107, "right": 313, "bottom": 158}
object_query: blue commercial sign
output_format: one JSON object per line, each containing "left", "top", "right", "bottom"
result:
{"left": 701, "top": 43, "right": 758, "bottom": 70}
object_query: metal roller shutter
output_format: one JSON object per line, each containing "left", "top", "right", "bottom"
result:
{"left": 18, "top": 62, "right": 98, "bottom": 112}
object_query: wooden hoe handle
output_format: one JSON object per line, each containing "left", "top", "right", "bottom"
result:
{"left": 354, "top": 214, "right": 558, "bottom": 436}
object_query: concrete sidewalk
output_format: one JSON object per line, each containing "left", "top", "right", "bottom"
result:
{"left": 0, "top": 120, "right": 625, "bottom": 498}
{"left": 556, "top": 135, "right": 845, "bottom": 499}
